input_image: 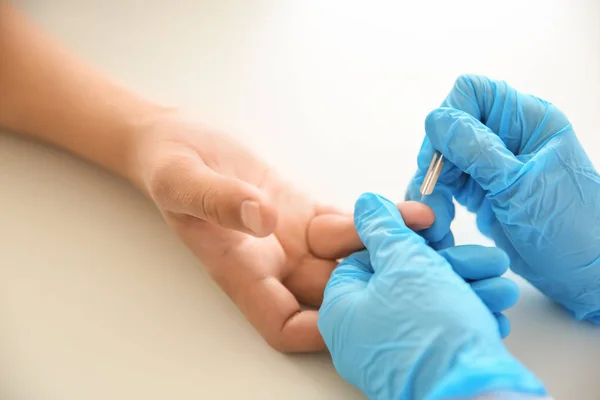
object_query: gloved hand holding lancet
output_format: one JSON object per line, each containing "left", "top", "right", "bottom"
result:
{"left": 407, "top": 74, "right": 600, "bottom": 322}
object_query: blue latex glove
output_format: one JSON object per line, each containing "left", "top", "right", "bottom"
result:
{"left": 407, "top": 75, "right": 600, "bottom": 322}
{"left": 318, "top": 193, "right": 546, "bottom": 400}
{"left": 437, "top": 244, "right": 519, "bottom": 338}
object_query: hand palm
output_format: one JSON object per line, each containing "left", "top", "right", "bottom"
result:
{"left": 141, "top": 115, "right": 435, "bottom": 352}
{"left": 171, "top": 163, "right": 338, "bottom": 352}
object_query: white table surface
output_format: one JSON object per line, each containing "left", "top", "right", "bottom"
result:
{"left": 2, "top": 1, "right": 600, "bottom": 399}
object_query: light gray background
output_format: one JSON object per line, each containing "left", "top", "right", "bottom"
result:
{"left": 1, "top": 1, "right": 599, "bottom": 399}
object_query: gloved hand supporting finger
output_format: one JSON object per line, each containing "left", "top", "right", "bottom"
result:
{"left": 319, "top": 250, "right": 372, "bottom": 333}
{"left": 438, "top": 245, "right": 518, "bottom": 338}
{"left": 354, "top": 193, "right": 442, "bottom": 277}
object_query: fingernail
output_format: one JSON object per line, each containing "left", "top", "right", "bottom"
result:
{"left": 241, "top": 200, "right": 263, "bottom": 234}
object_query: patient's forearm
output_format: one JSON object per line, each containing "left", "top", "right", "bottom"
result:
{"left": 0, "top": 3, "right": 169, "bottom": 183}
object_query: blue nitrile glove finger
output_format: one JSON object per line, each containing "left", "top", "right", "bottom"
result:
{"left": 319, "top": 192, "right": 546, "bottom": 400}
{"left": 469, "top": 278, "right": 519, "bottom": 314}
{"left": 495, "top": 313, "right": 511, "bottom": 339}
{"left": 438, "top": 245, "right": 510, "bottom": 279}
{"left": 423, "top": 89, "right": 600, "bottom": 322}
{"left": 438, "top": 245, "right": 518, "bottom": 337}
{"left": 434, "top": 237, "right": 519, "bottom": 337}
{"left": 428, "top": 231, "right": 455, "bottom": 251}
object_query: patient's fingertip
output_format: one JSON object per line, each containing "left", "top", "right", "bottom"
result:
{"left": 397, "top": 201, "right": 436, "bottom": 230}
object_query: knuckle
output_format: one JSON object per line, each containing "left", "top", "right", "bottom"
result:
{"left": 146, "top": 160, "right": 174, "bottom": 202}
{"left": 146, "top": 156, "right": 191, "bottom": 207}
{"left": 455, "top": 73, "right": 477, "bottom": 93}
{"left": 199, "top": 185, "right": 221, "bottom": 223}
{"left": 265, "top": 309, "right": 305, "bottom": 354}
{"left": 265, "top": 333, "right": 289, "bottom": 353}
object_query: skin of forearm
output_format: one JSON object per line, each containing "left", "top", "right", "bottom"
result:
{"left": 0, "top": 3, "right": 171, "bottom": 186}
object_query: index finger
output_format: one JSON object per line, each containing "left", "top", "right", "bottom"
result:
{"left": 307, "top": 201, "right": 435, "bottom": 260}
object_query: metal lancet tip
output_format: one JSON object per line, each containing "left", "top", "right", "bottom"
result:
{"left": 419, "top": 151, "right": 444, "bottom": 199}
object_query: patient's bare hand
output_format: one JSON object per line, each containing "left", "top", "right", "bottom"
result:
{"left": 133, "top": 113, "right": 435, "bottom": 352}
